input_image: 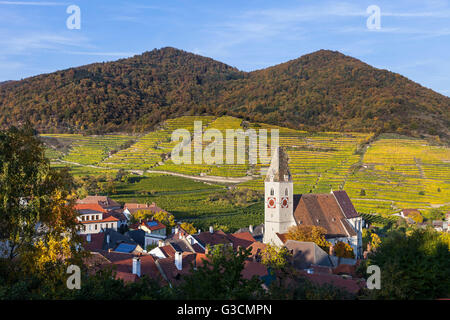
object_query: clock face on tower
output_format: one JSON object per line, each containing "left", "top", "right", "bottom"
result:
{"left": 281, "top": 196, "right": 289, "bottom": 208}
{"left": 267, "top": 197, "right": 276, "bottom": 208}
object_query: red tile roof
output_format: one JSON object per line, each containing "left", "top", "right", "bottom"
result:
{"left": 249, "top": 241, "right": 267, "bottom": 258}
{"left": 242, "top": 261, "right": 268, "bottom": 280}
{"left": 125, "top": 202, "right": 165, "bottom": 214}
{"left": 195, "top": 253, "right": 209, "bottom": 268}
{"left": 110, "top": 209, "right": 128, "bottom": 222}
{"left": 159, "top": 245, "right": 176, "bottom": 258}
{"left": 96, "top": 250, "right": 135, "bottom": 262}
{"left": 112, "top": 255, "right": 164, "bottom": 284}
{"left": 300, "top": 271, "right": 365, "bottom": 295}
{"left": 227, "top": 232, "right": 256, "bottom": 249}
{"left": 191, "top": 243, "right": 205, "bottom": 254}
{"left": 75, "top": 203, "right": 108, "bottom": 213}
{"left": 276, "top": 232, "right": 289, "bottom": 244}
{"left": 402, "top": 209, "right": 421, "bottom": 216}
{"left": 157, "top": 252, "right": 198, "bottom": 285}
{"left": 194, "top": 230, "right": 232, "bottom": 247}
{"left": 332, "top": 191, "right": 360, "bottom": 219}
{"left": 293, "top": 193, "right": 356, "bottom": 238}
{"left": 81, "top": 233, "right": 104, "bottom": 252}
{"left": 114, "top": 271, "right": 139, "bottom": 283}
{"left": 77, "top": 196, "right": 121, "bottom": 210}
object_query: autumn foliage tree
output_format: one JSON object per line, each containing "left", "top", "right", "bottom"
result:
{"left": 333, "top": 241, "right": 355, "bottom": 259}
{"left": 0, "top": 126, "right": 80, "bottom": 262}
{"left": 180, "top": 222, "right": 197, "bottom": 235}
{"left": 286, "top": 225, "right": 331, "bottom": 250}
{"left": 0, "top": 125, "right": 84, "bottom": 297}
{"left": 261, "top": 244, "right": 292, "bottom": 271}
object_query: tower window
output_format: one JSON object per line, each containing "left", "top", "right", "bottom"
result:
{"left": 270, "top": 188, "right": 274, "bottom": 196}
{"left": 285, "top": 188, "right": 288, "bottom": 196}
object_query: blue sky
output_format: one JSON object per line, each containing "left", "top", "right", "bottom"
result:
{"left": 0, "top": 0, "right": 449, "bottom": 96}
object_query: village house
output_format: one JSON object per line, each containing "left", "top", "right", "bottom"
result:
{"left": 75, "top": 203, "right": 120, "bottom": 234}
{"left": 77, "top": 195, "right": 121, "bottom": 210}
{"left": 76, "top": 195, "right": 128, "bottom": 229}
{"left": 123, "top": 202, "right": 165, "bottom": 220}
{"left": 129, "top": 219, "right": 167, "bottom": 248}
{"left": 84, "top": 250, "right": 165, "bottom": 284}
{"left": 263, "top": 147, "right": 363, "bottom": 257}
{"left": 80, "top": 228, "right": 144, "bottom": 254}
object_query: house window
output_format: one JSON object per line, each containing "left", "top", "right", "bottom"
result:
{"left": 95, "top": 224, "right": 98, "bottom": 230}
{"left": 270, "top": 188, "right": 274, "bottom": 196}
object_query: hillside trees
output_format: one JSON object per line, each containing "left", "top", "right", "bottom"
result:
{"left": 0, "top": 48, "right": 448, "bottom": 141}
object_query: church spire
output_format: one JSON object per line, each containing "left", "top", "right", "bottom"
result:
{"left": 265, "top": 146, "right": 292, "bottom": 182}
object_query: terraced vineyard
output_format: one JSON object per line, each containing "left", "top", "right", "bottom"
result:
{"left": 42, "top": 134, "right": 134, "bottom": 165}
{"left": 42, "top": 116, "right": 450, "bottom": 225}
{"left": 345, "top": 135, "right": 450, "bottom": 215}
{"left": 99, "top": 116, "right": 216, "bottom": 171}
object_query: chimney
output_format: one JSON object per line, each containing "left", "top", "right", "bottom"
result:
{"left": 205, "top": 247, "right": 209, "bottom": 255}
{"left": 249, "top": 225, "right": 254, "bottom": 233}
{"left": 132, "top": 257, "right": 141, "bottom": 277}
{"left": 175, "top": 226, "right": 179, "bottom": 235}
{"left": 329, "top": 245, "right": 334, "bottom": 256}
{"left": 158, "top": 240, "right": 164, "bottom": 247}
{"left": 198, "top": 229, "right": 201, "bottom": 234}
{"left": 175, "top": 251, "right": 183, "bottom": 271}
{"left": 209, "top": 226, "right": 214, "bottom": 234}
{"left": 86, "top": 234, "right": 91, "bottom": 243}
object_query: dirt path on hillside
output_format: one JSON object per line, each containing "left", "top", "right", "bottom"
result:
{"left": 53, "top": 159, "right": 253, "bottom": 185}
{"left": 145, "top": 170, "right": 254, "bottom": 184}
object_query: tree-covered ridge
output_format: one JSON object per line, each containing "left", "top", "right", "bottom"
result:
{"left": 0, "top": 47, "right": 448, "bottom": 140}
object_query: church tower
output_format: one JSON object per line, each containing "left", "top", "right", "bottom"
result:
{"left": 263, "top": 147, "right": 296, "bottom": 244}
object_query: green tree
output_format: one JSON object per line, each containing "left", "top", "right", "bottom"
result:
{"left": 364, "top": 227, "right": 450, "bottom": 299}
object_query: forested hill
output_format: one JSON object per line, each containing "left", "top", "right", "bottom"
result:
{"left": 0, "top": 47, "right": 448, "bottom": 141}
